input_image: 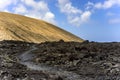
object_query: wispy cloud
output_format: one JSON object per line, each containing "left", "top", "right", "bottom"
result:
{"left": 106, "top": 12, "right": 120, "bottom": 17}
{"left": 85, "top": 1, "right": 94, "bottom": 10}
{"left": 86, "top": 0, "right": 120, "bottom": 10}
{"left": 14, "top": 4, "right": 27, "bottom": 14}
{"left": 109, "top": 18, "right": 120, "bottom": 24}
{"left": 94, "top": 0, "right": 120, "bottom": 9}
{"left": 106, "top": 12, "right": 116, "bottom": 16}
{"left": 85, "top": 0, "right": 120, "bottom": 25}
{"left": 58, "top": 0, "right": 82, "bottom": 14}
{"left": 58, "top": 0, "right": 92, "bottom": 27}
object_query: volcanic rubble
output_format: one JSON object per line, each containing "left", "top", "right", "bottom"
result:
{"left": 0, "top": 40, "right": 120, "bottom": 80}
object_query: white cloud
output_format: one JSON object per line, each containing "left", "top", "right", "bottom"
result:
{"left": 109, "top": 18, "right": 120, "bottom": 24}
{"left": 59, "top": 0, "right": 82, "bottom": 14}
{"left": 14, "top": 4, "right": 27, "bottom": 14}
{"left": 86, "top": 0, "right": 120, "bottom": 25}
{"left": 22, "top": 0, "right": 49, "bottom": 11}
{"left": 13, "top": 0, "right": 56, "bottom": 24}
{"left": 86, "top": 0, "right": 120, "bottom": 10}
{"left": 81, "top": 11, "right": 91, "bottom": 22}
{"left": 21, "top": 0, "right": 35, "bottom": 6}
{"left": 69, "top": 11, "right": 91, "bottom": 26}
{"left": 43, "top": 12, "right": 56, "bottom": 24}
{"left": 85, "top": 1, "right": 94, "bottom": 10}
{"left": 0, "top": 0, "right": 17, "bottom": 10}
{"left": 94, "top": 3, "right": 102, "bottom": 9}
{"left": 94, "top": 0, "right": 120, "bottom": 9}
{"left": 58, "top": 0, "right": 91, "bottom": 26}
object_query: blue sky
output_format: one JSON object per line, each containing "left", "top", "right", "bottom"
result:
{"left": 0, "top": 0, "right": 120, "bottom": 42}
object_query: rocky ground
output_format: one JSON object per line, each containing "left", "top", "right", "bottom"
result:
{"left": 0, "top": 40, "right": 120, "bottom": 80}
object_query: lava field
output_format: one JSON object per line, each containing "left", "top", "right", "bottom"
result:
{"left": 0, "top": 40, "right": 120, "bottom": 80}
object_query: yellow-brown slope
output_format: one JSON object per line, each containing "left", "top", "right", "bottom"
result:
{"left": 0, "top": 12, "right": 83, "bottom": 43}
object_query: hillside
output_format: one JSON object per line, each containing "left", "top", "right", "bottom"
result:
{"left": 0, "top": 12, "right": 83, "bottom": 43}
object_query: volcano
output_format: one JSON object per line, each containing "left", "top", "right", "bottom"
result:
{"left": 0, "top": 12, "right": 83, "bottom": 43}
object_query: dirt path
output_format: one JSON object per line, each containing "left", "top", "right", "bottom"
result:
{"left": 18, "top": 45, "right": 90, "bottom": 80}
